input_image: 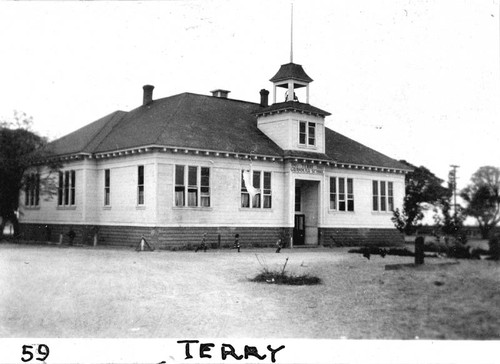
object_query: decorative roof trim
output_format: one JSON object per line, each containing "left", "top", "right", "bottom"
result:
{"left": 92, "top": 144, "right": 283, "bottom": 163}
{"left": 254, "top": 106, "right": 330, "bottom": 118}
{"left": 40, "top": 145, "right": 410, "bottom": 174}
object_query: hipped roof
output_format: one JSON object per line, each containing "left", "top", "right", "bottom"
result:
{"left": 270, "top": 63, "right": 313, "bottom": 84}
{"left": 44, "top": 92, "right": 408, "bottom": 171}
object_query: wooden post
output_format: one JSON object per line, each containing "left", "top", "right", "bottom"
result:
{"left": 415, "top": 236, "right": 425, "bottom": 265}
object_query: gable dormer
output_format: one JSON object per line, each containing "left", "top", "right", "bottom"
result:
{"left": 256, "top": 63, "right": 330, "bottom": 154}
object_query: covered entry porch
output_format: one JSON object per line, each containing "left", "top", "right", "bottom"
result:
{"left": 293, "top": 179, "right": 321, "bottom": 246}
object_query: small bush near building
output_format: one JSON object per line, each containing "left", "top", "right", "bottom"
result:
{"left": 251, "top": 271, "right": 321, "bottom": 285}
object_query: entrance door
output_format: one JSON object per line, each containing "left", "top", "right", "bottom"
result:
{"left": 293, "top": 214, "right": 305, "bottom": 246}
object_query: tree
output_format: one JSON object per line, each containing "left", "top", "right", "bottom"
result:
{"left": 392, "top": 160, "right": 449, "bottom": 235}
{"left": 460, "top": 166, "right": 500, "bottom": 239}
{"left": 433, "top": 169, "right": 466, "bottom": 242}
{"left": 0, "top": 111, "right": 58, "bottom": 239}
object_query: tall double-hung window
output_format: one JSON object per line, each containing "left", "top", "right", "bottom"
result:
{"left": 25, "top": 173, "right": 40, "bottom": 207}
{"left": 137, "top": 165, "right": 145, "bottom": 205}
{"left": 329, "top": 177, "right": 354, "bottom": 211}
{"left": 175, "top": 165, "right": 210, "bottom": 207}
{"left": 104, "top": 169, "right": 110, "bottom": 206}
{"left": 241, "top": 170, "right": 272, "bottom": 209}
{"left": 299, "top": 121, "right": 316, "bottom": 146}
{"left": 373, "top": 180, "right": 394, "bottom": 212}
{"left": 58, "top": 170, "right": 76, "bottom": 206}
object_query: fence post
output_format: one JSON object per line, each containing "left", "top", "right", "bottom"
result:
{"left": 415, "top": 236, "right": 425, "bottom": 265}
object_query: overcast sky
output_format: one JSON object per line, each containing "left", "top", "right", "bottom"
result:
{"left": 1, "top": 0, "right": 499, "bottom": 191}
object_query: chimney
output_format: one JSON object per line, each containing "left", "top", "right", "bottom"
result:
{"left": 260, "top": 89, "right": 269, "bottom": 107}
{"left": 211, "top": 89, "right": 230, "bottom": 98}
{"left": 143, "top": 85, "right": 154, "bottom": 105}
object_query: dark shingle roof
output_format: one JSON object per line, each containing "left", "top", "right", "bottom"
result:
{"left": 270, "top": 63, "right": 313, "bottom": 84}
{"left": 44, "top": 92, "right": 408, "bottom": 171}
{"left": 92, "top": 93, "right": 282, "bottom": 156}
{"left": 254, "top": 101, "right": 330, "bottom": 117}
{"left": 45, "top": 111, "right": 126, "bottom": 156}
{"left": 324, "top": 128, "right": 408, "bottom": 170}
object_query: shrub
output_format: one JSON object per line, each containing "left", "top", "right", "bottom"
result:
{"left": 251, "top": 255, "right": 321, "bottom": 285}
{"left": 251, "top": 270, "right": 321, "bottom": 285}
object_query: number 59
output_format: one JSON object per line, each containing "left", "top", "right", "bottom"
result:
{"left": 21, "top": 344, "right": 50, "bottom": 362}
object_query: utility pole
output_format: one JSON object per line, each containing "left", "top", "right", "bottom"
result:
{"left": 449, "top": 165, "right": 460, "bottom": 216}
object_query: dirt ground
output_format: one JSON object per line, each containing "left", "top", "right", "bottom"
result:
{"left": 0, "top": 242, "right": 499, "bottom": 339}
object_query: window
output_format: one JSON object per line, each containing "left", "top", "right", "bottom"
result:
{"left": 241, "top": 170, "right": 272, "bottom": 209}
{"left": 372, "top": 181, "right": 379, "bottom": 211}
{"left": 174, "top": 165, "right": 210, "bottom": 207}
{"left": 263, "top": 171, "right": 272, "bottom": 208}
{"left": 200, "top": 167, "right": 210, "bottom": 207}
{"left": 175, "top": 165, "right": 185, "bottom": 206}
{"left": 329, "top": 177, "right": 354, "bottom": 211}
{"left": 295, "top": 186, "right": 301, "bottom": 212}
{"left": 373, "top": 180, "right": 394, "bottom": 212}
{"left": 137, "top": 165, "right": 144, "bottom": 205}
{"left": 380, "top": 181, "right": 386, "bottom": 211}
{"left": 252, "top": 171, "right": 261, "bottom": 208}
{"left": 329, "top": 177, "right": 336, "bottom": 210}
{"left": 25, "top": 173, "right": 40, "bottom": 207}
{"left": 388, "top": 182, "right": 394, "bottom": 211}
{"left": 298, "top": 121, "right": 316, "bottom": 146}
{"left": 104, "top": 169, "right": 110, "bottom": 206}
{"left": 58, "top": 170, "right": 75, "bottom": 206}
{"left": 299, "top": 122, "right": 306, "bottom": 145}
{"left": 188, "top": 166, "right": 197, "bottom": 207}
{"left": 308, "top": 122, "right": 316, "bottom": 145}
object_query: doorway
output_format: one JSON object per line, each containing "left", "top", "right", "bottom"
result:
{"left": 294, "top": 179, "right": 320, "bottom": 246}
{"left": 293, "top": 214, "right": 305, "bottom": 246}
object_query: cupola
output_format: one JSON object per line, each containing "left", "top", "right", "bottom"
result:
{"left": 270, "top": 62, "right": 313, "bottom": 104}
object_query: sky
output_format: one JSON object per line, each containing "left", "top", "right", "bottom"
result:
{"left": 1, "top": 0, "right": 499, "bottom": 192}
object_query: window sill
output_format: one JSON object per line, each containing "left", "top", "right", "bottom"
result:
{"left": 328, "top": 210, "right": 355, "bottom": 214}
{"left": 57, "top": 206, "right": 77, "bottom": 210}
{"left": 372, "top": 211, "right": 394, "bottom": 215}
{"left": 103, "top": 206, "right": 112, "bottom": 210}
{"left": 239, "top": 208, "right": 274, "bottom": 212}
{"left": 24, "top": 206, "right": 40, "bottom": 210}
{"left": 297, "top": 144, "right": 317, "bottom": 150}
{"left": 172, "top": 206, "right": 213, "bottom": 211}
{"left": 136, "top": 205, "right": 146, "bottom": 210}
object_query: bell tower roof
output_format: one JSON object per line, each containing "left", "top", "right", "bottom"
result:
{"left": 270, "top": 62, "right": 313, "bottom": 85}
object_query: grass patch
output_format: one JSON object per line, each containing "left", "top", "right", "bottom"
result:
{"left": 251, "top": 270, "right": 321, "bottom": 285}
{"left": 251, "top": 255, "right": 321, "bottom": 285}
{"left": 349, "top": 246, "right": 421, "bottom": 258}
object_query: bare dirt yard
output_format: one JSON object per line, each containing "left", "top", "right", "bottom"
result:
{"left": 0, "top": 242, "right": 499, "bottom": 339}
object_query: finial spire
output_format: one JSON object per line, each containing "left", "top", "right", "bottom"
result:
{"left": 290, "top": 2, "right": 294, "bottom": 63}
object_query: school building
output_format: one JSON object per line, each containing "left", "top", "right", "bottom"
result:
{"left": 19, "top": 61, "right": 410, "bottom": 248}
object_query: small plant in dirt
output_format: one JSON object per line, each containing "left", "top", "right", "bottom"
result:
{"left": 251, "top": 255, "right": 321, "bottom": 286}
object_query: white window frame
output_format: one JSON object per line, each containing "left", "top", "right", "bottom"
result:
{"left": 174, "top": 165, "right": 210, "bottom": 208}
{"left": 58, "top": 170, "right": 76, "bottom": 207}
{"left": 373, "top": 180, "right": 394, "bottom": 212}
{"left": 329, "top": 177, "right": 354, "bottom": 212}
{"left": 25, "top": 173, "right": 40, "bottom": 207}
{"left": 298, "top": 121, "right": 316, "bottom": 147}
{"left": 104, "top": 169, "right": 110, "bottom": 206}
{"left": 241, "top": 170, "right": 272, "bottom": 209}
{"left": 137, "top": 165, "right": 145, "bottom": 205}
